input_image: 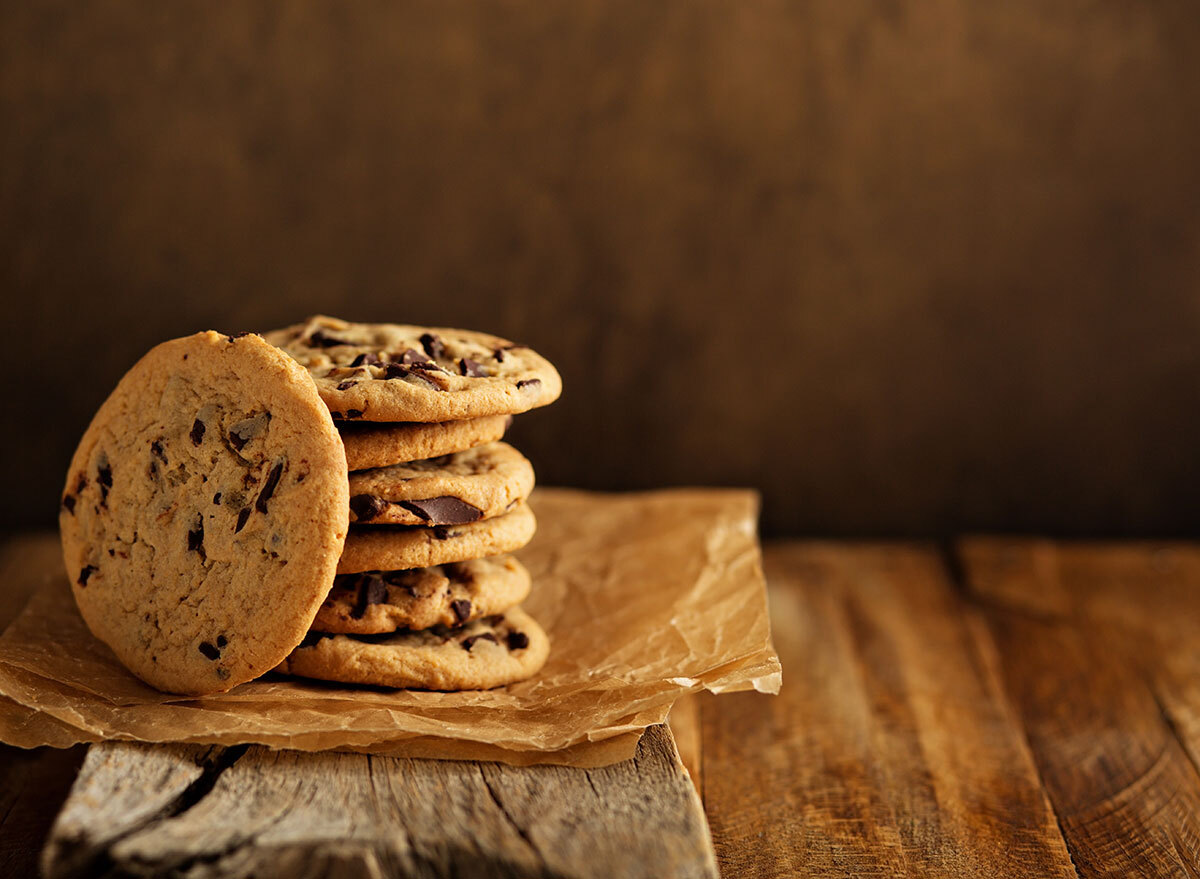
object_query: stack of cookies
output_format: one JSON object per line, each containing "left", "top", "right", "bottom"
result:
{"left": 58, "top": 318, "right": 559, "bottom": 697}
{"left": 263, "top": 316, "right": 560, "bottom": 691}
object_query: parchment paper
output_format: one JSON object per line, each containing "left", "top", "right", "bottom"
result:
{"left": 0, "top": 488, "right": 780, "bottom": 767}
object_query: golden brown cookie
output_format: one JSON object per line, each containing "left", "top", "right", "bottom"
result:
{"left": 277, "top": 606, "right": 549, "bottom": 690}
{"left": 264, "top": 315, "right": 561, "bottom": 422}
{"left": 339, "top": 415, "right": 511, "bottom": 471}
{"left": 337, "top": 502, "right": 536, "bottom": 574}
{"left": 58, "top": 332, "right": 349, "bottom": 695}
{"left": 312, "top": 556, "right": 531, "bottom": 634}
{"left": 348, "top": 442, "right": 534, "bottom": 526}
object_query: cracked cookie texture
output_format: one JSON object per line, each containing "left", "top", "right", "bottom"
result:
{"left": 264, "top": 315, "right": 562, "bottom": 422}
{"left": 58, "top": 331, "right": 349, "bottom": 695}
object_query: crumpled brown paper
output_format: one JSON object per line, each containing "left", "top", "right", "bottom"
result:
{"left": 0, "top": 488, "right": 780, "bottom": 767}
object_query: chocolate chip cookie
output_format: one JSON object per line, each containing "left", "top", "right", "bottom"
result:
{"left": 59, "top": 332, "right": 349, "bottom": 695}
{"left": 338, "top": 502, "right": 536, "bottom": 574}
{"left": 340, "top": 415, "right": 511, "bottom": 471}
{"left": 312, "top": 555, "right": 531, "bottom": 634}
{"left": 348, "top": 441, "right": 534, "bottom": 526}
{"left": 263, "top": 316, "right": 562, "bottom": 422}
{"left": 276, "top": 606, "right": 549, "bottom": 690}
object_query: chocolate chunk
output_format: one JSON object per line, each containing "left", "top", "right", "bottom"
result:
{"left": 351, "top": 574, "right": 389, "bottom": 619}
{"left": 420, "top": 332, "right": 444, "bottom": 360}
{"left": 516, "top": 379, "right": 541, "bottom": 391}
{"left": 432, "top": 525, "right": 455, "bottom": 540}
{"left": 299, "top": 631, "right": 335, "bottom": 649}
{"left": 307, "top": 330, "right": 354, "bottom": 348}
{"left": 350, "top": 352, "right": 381, "bottom": 367}
{"left": 150, "top": 440, "right": 168, "bottom": 463}
{"left": 229, "top": 412, "right": 270, "bottom": 451}
{"left": 398, "top": 496, "right": 483, "bottom": 525}
{"left": 383, "top": 362, "right": 408, "bottom": 379}
{"left": 191, "top": 419, "right": 206, "bottom": 446}
{"left": 460, "top": 632, "right": 498, "bottom": 651}
{"left": 400, "top": 348, "right": 431, "bottom": 366}
{"left": 234, "top": 507, "right": 251, "bottom": 533}
{"left": 458, "top": 357, "right": 484, "bottom": 377}
{"left": 74, "top": 473, "right": 88, "bottom": 494}
{"left": 336, "top": 380, "right": 357, "bottom": 391}
{"left": 255, "top": 462, "right": 284, "bottom": 513}
{"left": 450, "top": 599, "right": 472, "bottom": 623}
{"left": 97, "top": 456, "right": 113, "bottom": 505}
{"left": 350, "top": 494, "right": 388, "bottom": 522}
{"left": 493, "top": 347, "right": 505, "bottom": 363}
{"left": 187, "top": 516, "right": 205, "bottom": 560}
{"left": 217, "top": 635, "right": 228, "bottom": 648}
{"left": 506, "top": 631, "right": 529, "bottom": 650}
{"left": 213, "top": 492, "right": 222, "bottom": 504}
{"left": 484, "top": 614, "right": 505, "bottom": 626}
{"left": 61, "top": 494, "right": 76, "bottom": 514}
{"left": 77, "top": 565, "right": 97, "bottom": 586}
{"left": 198, "top": 641, "right": 220, "bottom": 660}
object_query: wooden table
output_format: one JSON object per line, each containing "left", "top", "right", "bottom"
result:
{"left": 2, "top": 535, "right": 1198, "bottom": 877}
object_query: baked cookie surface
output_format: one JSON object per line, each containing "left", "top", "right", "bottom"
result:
{"left": 337, "top": 502, "right": 536, "bottom": 574}
{"left": 340, "top": 415, "right": 511, "bottom": 471}
{"left": 348, "top": 441, "right": 534, "bottom": 526}
{"left": 59, "top": 331, "right": 349, "bottom": 695}
{"left": 277, "top": 606, "right": 549, "bottom": 690}
{"left": 312, "top": 555, "right": 532, "bottom": 634}
{"left": 264, "top": 315, "right": 561, "bottom": 422}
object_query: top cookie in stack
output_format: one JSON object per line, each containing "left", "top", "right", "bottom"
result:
{"left": 263, "top": 316, "right": 560, "bottom": 691}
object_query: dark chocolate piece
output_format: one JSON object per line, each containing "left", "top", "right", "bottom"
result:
{"left": 460, "top": 632, "right": 498, "bottom": 651}
{"left": 191, "top": 419, "right": 206, "bottom": 446}
{"left": 217, "top": 635, "right": 228, "bottom": 648}
{"left": 150, "top": 440, "right": 168, "bottom": 463}
{"left": 458, "top": 357, "right": 484, "bottom": 377}
{"left": 198, "top": 641, "right": 220, "bottom": 660}
{"left": 450, "top": 599, "right": 472, "bottom": 623}
{"left": 234, "top": 507, "right": 251, "bottom": 533}
{"left": 351, "top": 574, "right": 389, "bottom": 619}
{"left": 350, "top": 494, "right": 388, "bottom": 522}
{"left": 506, "top": 631, "right": 529, "bottom": 650}
{"left": 420, "top": 332, "right": 444, "bottom": 360}
{"left": 307, "top": 330, "right": 354, "bottom": 348}
{"left": 255, "top": 462, "right": 284, "bottom": 513}
{"left": 400, "top": 349, "right": 431, "bottom": 366}
{"left": 187, "top": 516, "right": 205, "bottom": 560}
{"left": 61, "top": 494, "right": 76, "bottom": 514}
{"left": 229, "top": 413, "right": 270, "bottom": 451}
{"left": 97, "top": 455, "right": 113, "bottom": 505}
{"left": 349, "top": 352, "right": 381, "bottom": 367}
{"left": 213, "top": 492, "right": 222, "bottom": 504}
{"left": 432, "top": 525, "right": 455, "bottom": 540}
{"left": 336, "top": 380, "right": 357, "bottom": 391}
{"left": 398, "top": 496, "right": 483, "bottom": 525}
{"left": 516, "top": 379, "right": 541, "bottom": 391}
{"left": 77, "top": 565, "right": 97, "bottom": 586}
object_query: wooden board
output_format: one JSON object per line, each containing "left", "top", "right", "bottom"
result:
{"left": 42, "top": 724, "right": 716, "bottom": 879}
{"left": 699, "top": 542, "right": 1075, "bottom": 878}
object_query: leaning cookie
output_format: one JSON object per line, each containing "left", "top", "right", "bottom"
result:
{"left": 264, "top": 315, "right": 561, "bottom": 422}
{"left": 312, "top": 556, "right": 532, "bottom": 634}
{"left": 340, "top": 415, "right": 511, "bottom": 471}
{"left": 276, "top": 606, "right": 550, "bottom": 690}
{"left": 59, "top": 331, "right": 349, "bottom": 695}
{"left": 348, "top": 442, "right": 534, "bottom": 526}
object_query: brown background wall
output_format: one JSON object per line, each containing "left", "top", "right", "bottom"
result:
{"left": 4, "top": 1, "right": 1199, "bottom": 536}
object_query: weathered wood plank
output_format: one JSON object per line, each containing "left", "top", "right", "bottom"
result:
{"left": 961, "top": 539, "right": 1200, "bottom": 878}
{"left": 43, "top": 724, "right": 716, "bottom": 879}
{"left": 701, "top": 542, "right": 1074, "bottom": 878}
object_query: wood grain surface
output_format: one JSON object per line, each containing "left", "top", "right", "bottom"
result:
{"left": 5, "top": 534, "right": 1200, "bottom": 876}
{"left": 42, "top": 726, "right": 716, "bottom": 879}
{"left": 5, "top": 2, "right": 1200, "bottom": 537}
